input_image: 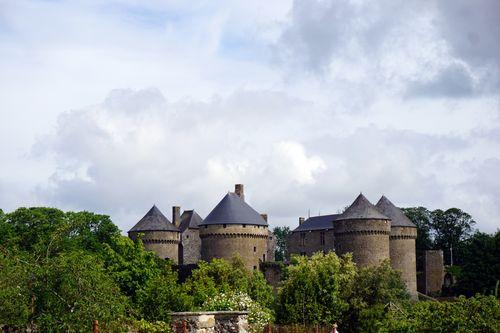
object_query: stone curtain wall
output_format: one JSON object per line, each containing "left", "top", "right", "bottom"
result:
{"left": 286, "top": 229, "right": 335, "bottom": 258}
{"left": 181, "top": 228, "right": 201, "bottom": 265}
{"left": 128, "top": 230, "right": 180, "bottom": 263}
{"left": 171, "top": 311, "right": 248, "bottom": 333}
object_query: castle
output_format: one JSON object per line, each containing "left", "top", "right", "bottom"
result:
{"left": 128, "top": 185, "right": 417, "bottom": 297}
{"left": 287, "top": 193, "right": 417, "bottom": 297}
{"left": 128, "top": 184, "right": 275, "bottom": 271}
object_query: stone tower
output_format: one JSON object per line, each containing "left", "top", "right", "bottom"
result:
{"left": 178, "top": 209, "right": 203, "bottom": 265}
{"left": 199, "top": 184, "right": 269, "bottom": 271}
{"left": 128, "top": 205, "right": 181, "bottom": 263}
{"left": 334, "top": 194, "right": 391, "bottom": 267}
{"left": 375, "top": 196, "right": 417, "bottom": 298}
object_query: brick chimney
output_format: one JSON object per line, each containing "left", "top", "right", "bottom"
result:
{"left": 299, "top": 217, "right": 305, "bottom": 225}
{"left": 172, "top": 206, "right": 181, "bottom": 228}
{"left": 260, "top": 213, "right": 268, "bottom": 222}
{"left": 235, "top": 184, "right": 245, "bottom": 201}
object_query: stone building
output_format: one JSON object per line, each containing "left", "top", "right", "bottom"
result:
{"left": 128, "top": 184, "right": 272, "bottom": 270}
{"left": 178, "top": 209, "right": 203, "bottom": 265}
{"left": 287, "top": 193, "right": 417, "bottom": 297}
{"left": 199, "top": 185, "right": 270, "bottom": 271}
{"left": 128, "top": 205, "right": 181, "bottom": 263}
{"left": 375, "top": 196, "right": 417, "bottom": 298}
{"left": 287, "top": 214, "right": 338, "bottom": 257}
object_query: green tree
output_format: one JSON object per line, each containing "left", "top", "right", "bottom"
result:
{"left": 136, "top": 267, "right": 192, "bottom": 321}
{"left": 184, "top": 256, "right": 274, "bottom": 309}
{"left": 276, "top": 252, "right": 356, "bottom": 326}
{"left": 454, "top": 231, "right": 500, "bottom": 296}
{"left": 341, "top": 260, "right": 410, "bottom": 332}
{"left": 431, "top": 208, "right": 475, "bottom": 265}
{"left": 272, "top": 226, "right": 290, "bottom": 261}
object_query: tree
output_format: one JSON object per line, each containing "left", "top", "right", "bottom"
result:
{"left": 431, "top": 208, "right": 475, "bottom": 265}
{"left": 276, "top": 252, "right": 356, "bottom": 326}
{"left": 136, "top": 267, "right": 192, "bottom": 321}
{"left": 183, "top": 256, "right": 274, "bottom": 309}
{"left": 341, "top": 260, "right": 410, "bottom": 332}
{"left": 272, "top": 226, "right": 290, "bottom": 261}
{"left": 454, "top": 231, "right": 500, "bottom": 296}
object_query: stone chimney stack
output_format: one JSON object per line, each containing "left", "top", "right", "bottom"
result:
{"left": 235, "top": 184, "right": 245, "bottom": 201}
{"left": 260, "top": 213, "right": 268, "bottom": 222}
{"left": 172, "top": 206, "right": 181, "bottom": 228}
{"left": 299, "top": 217, "right": 305, "bottom": 225}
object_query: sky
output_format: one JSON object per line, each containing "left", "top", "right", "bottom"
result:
{"left": 1, "top": 0, "right": 499, "bottom": 233}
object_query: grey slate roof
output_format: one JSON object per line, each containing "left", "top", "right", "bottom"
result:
{"left": 200, "top": 192, "right": 268, "bottom": 226}
{"left": 338, "top": 194, "right": 390, "bottom": 221}
{"left": 129, "top": 205, "right": 180, "bottom": 232}
{"left": 179, "top": 210, "right": 203, "bottom": 232}
{"left": 292, "top": 214, "right": 340, "bottom": 232}
{"left": 375, "top": 196, "right": 416, "bottom": 228}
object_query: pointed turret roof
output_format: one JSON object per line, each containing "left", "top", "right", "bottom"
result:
{"left": 375, "top": 196, "right": 416, "bottom": 227}
{"left": 293, "top": 214, "right": 340, "bottom": 232}
{"left": 179, "top": 210, "right": 203, "bottom": 232}
{"left": 338, "top": 193, "right": 390, "bottom": 220}
{"left": 200, "top": 192, "right": 268, "bottom": 226}
{"left": 129, "top": 205, "right": 180, "bottom": 232}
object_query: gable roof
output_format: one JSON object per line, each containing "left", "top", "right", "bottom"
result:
{"left": 179, "top": 210, "right": 203, "bottom": 232}
{"left": 375, "top": 196, "right": 416, "bottom": 228}
{"left": 200, "top": 192, "right": 267, "bottom": 226}
{"left": 338, "top": 194, "right": 390, "bottom": 221}
{"left": 292, "top": 214, "right": 340, "bottom": 232}
{"left": 129, "top": 205, "right": 180, "bottom": 232}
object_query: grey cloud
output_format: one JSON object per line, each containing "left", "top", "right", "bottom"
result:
{"left": 406, "top": 63, "right": 475, "bottom": 98}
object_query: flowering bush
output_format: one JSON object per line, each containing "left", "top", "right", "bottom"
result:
{"left": 203, "top": 291, "right": 274, "bottom": 333}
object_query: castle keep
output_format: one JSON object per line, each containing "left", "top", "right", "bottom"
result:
{"left": 128, "top": 187, "right": 417, "bottom": 297}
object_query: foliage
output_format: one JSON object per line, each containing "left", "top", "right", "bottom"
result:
{"left": 453, "top": 230, "right": 500, "bottom": 296}
{"left": 272, "top": 226, "right": 291, "bottom": 261}
{"left": 340, "top": 260, "right": 410, "bottom": 332}
{"left": 0, "top": 251, "right": 32, "bottom": 327}
{"left": 431, "top": 208, "right": 475, "bottom": 265}
{"left": 203, "top": 291, "right": 273, "bottom": 333}
{"left": 383, "top": 295, "right": 500, "bottom": 332}
{"left": 183, "top": 256, "right": 274, "bottom": 309}
{"left": 100, "top": 235, "right": 165, "bottom": 301}
{"left": 276, "top": 252, "right": 356, "bottom": 326}
{"left": 136, "top": 268, "right": 192, "bottom": 321}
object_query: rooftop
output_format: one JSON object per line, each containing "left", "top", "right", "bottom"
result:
{"left": 129, "top": 205, "right": 180, "bottom": 232}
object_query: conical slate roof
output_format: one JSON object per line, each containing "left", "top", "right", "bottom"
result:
{"left": 375, "top": 196, "right": 416, "bottom": 228}
{"left": 200, "top": 192, "right": 268, "bottom": 226}
{"left": 129, "top": 205, "right": 180, "bottom": 232}
{"left": 338, "top": 194, "right": 390, "bottom": 221}
{"left": 179, "top": 210, "right": 203, "bottom": 232}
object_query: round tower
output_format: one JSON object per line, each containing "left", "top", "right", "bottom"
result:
{"left": 199, "top": 184, "right": 269, "bottom": 271}
{"left": 376, "top": 196, "right": 417, "bottom": 298}
{"left": 128, "top": 205, "right": 180, "bottom": 263}
{"left": 334, "top": 194, "right": 391, "bottom": 267}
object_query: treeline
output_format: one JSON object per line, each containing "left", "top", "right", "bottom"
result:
{"left": 402, "top": 207, "right": 500, "bottom": 296}
{"left": 1, "top": 207, "right": 499, "bottom": 332}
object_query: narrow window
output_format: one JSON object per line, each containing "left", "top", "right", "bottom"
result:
{"left": 320, "top": 231, "right": 325, "bottom": 246}
{"left": 254, "top": 246, "right": 256, "bottom": 252}
{"left": 243, "top": 224, "right": 246, "bottom": 228}
{"left": 253, "top": 266, "right": 257, "bottom": 270}
{"left": 263, "top": 254, "right": 266, "bottom": 262}
{"left": 223, "top": 224, "right": 227, "bottom": 228}
{"left": 300, "top": 233, "right": 305, "bottom": 246}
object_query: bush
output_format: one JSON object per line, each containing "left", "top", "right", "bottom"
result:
{"left": 203, "top": 291, "right": 273, "bottom": 333}
{"left": 276, "top": 252, "right": 356, "bottom": 326}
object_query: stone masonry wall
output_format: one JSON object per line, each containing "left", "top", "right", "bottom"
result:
{"left": 171, "top": 311, "right": 248, "bottom": 333}
{"left": 286, "top": 229, "right": 335, "bottom": 259}
{"left": 181, "top": 228, "right": 201, "bottom": 265}
{"left": 389, "top": 226, "right": 417, "bottom": 298}
{"left": 424, "top": 250, "right": 444, "bottom": 296}
{"left": 200, "top": 224, "right": 268, "bottom": 271}
{"left": 128, "top": 230, "right": 180, "bottom": 263}
{"left": 334, "top": 219, "right": 391, "bottom": 267}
